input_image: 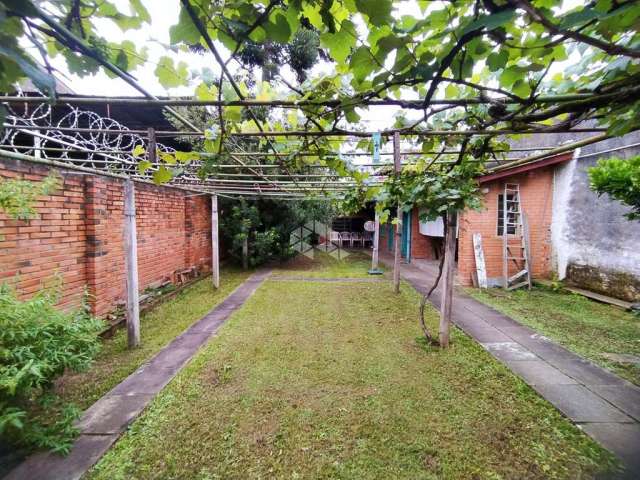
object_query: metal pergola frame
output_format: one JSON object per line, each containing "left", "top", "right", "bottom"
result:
{"left": 3, "top": 1, "right": 637, "bottom": 353}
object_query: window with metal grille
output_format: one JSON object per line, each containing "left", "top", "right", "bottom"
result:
{"left": 497, "top": 193, "right": 517, "bottom": 236}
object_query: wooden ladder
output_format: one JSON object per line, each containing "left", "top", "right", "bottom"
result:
{"left": 502, "top": 183, "right": 532, "bottom": 290}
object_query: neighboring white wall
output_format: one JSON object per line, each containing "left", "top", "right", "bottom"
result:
{"left": 419, "top": 211, "right": 444, "bottom": 237}
{"left": 550, "top": 132, "right": 640, "bottom": 300}
{"left": 551, "top": 149, "right": 579, "bottom": 279}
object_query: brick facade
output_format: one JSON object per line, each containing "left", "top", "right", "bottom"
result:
{"left": 410, "top": 208, "right": 439, "bottom": 260}
{"left": 0, "top": 159, "right": 212, "bottom": 317}
{"left": 457, "top": 167, "right": 554, "bottom": 286}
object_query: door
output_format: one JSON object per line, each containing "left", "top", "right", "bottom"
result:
{"left": 401, "top": 210, "right": 411, "bottom": 261}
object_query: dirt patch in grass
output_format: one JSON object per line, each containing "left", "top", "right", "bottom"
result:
{"left": 55, "top": 268, "right": 251, "bottom": 410}
{"left": 273, "top": 250, "right": 380, "bottom": 278}
{"left": 468, "top": 285, "right": 640, "bottom": 386}
{"left": 88, "top": 257, "right": 616, "bottom": 479}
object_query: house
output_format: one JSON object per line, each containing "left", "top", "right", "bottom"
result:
{"left": 379, "top": 132, "right": 640, "bottom": 302}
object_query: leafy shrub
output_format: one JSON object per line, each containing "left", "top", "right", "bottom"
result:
{"left": 249, "top": 228, "right": 282, "bottom": 267}
{"left": 0, "top": 174, "right": 60, "bottom": 220}
{"left": 589, "top": 155, "right": 640, "bottom": 220}
{"left": 221, "top": 198, "right": 334, "bottom": 268}
{"left": 0, "top": 284, "right": 104, "bottom": 453}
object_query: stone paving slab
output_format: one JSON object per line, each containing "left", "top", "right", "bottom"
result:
{"left": 581, "top": 423, "right": 640, "bottom": 477}
{"left": 145, "top": 346, "right": 199, "bottom": 370}
{"left": 481, "top": 342, "right": 538, "bottom": 361}
{"left": 588, "top": 385, "right": 640, "bottom": 422}
{"left": 109, "top": 364, "right": 181, "bottom": 396}
{"left": 269, "top": 276, "right": 386, "bottom": 282}
{"left": 4, "top": 435, "right": 116, "bottom": 480}
{"left": 532, "top": 384, "right": 633, "bottom": 423}
{"left": 544, "top": 356, "right": 629, "bottom": 387}
{"left": 5, "top": 270, "right": 272, "bottom": 480}
{"left": 459, "top": 325, "right": 512, "bottom": 343}
{"left": 77, "top": 394, "right": 153, "bottom": 434}
{"left": 377, "top": 253, "right": 640, "bottom": 475}
{"left": 477, "top": 313, "right": 523, "bottom": 329}
{"left": 503, "top": 360, "right": 578, "bottom": 386}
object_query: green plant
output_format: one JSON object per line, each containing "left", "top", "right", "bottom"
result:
{"left": 0, "top": 174, "right": 60, "bottom": 220}
{"left": 589, "top": 155, "right": 640, "bottom": 220}
{"left": 220, "top": 197, "right": 336, "bottom": 268}
{"left": 249, "top": 228, "right": 281, "bottom": 267}
{"left": 0, "top": 284, "right": 104, "bottom": 453}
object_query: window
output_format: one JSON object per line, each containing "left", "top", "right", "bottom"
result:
{"left": 497, "top": 193, "right": 517, "bottom": 236}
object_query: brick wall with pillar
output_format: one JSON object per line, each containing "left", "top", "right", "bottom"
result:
{"left": 0, "top": 158, "right": 213, "bottom": 320}
{"left": 185, "top": 194, "right": 212, "bottom": 269}
{"left": 84, "top": 175, "right": 113, "bottom": 316}
{"left": 410, "top": 208, "right": 439, "bottom": 260}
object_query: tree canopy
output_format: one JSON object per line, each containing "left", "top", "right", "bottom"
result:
{"left": 589, "top": 155, "right": 640, "bottom": 220}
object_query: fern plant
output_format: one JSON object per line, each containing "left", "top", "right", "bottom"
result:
{"left": 0, "top": 284, "right": 104, "bottom": 453}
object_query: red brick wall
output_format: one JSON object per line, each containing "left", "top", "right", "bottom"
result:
{"left": 185, "top": 195, "right": 213, "bottom": 268}
{"left": 410, "top": 208, "right": 438, "bottom": 260}
{"left": 0, "top": 159, "right": 212, "bottom": 317}
{"left": 457, "top": 168, "right": 554, "bottom": 286}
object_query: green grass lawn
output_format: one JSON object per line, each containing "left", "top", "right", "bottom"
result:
{"left": 467, "top": 285, "right": 640, "bottom": 386}
{"left": 272, "top": 249, "right": 379, "bottom": 278}
{"left": 87, "top": 255, "right": 615, "bottom": 479}
{"left": 56, "top": 268, "right": 251, "bottom": 410}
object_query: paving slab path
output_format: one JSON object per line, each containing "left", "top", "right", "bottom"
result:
{"left": 379, "top": 254, "right": 640, "bottom": 477}
{"left": 5, "top": 270, "right": 272, "bottom": 480}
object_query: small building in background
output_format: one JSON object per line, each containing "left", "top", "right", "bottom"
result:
{"left": 378, "top": 132, "right": 640, "bottom": 302}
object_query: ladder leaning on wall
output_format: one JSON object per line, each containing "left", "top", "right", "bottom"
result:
{"left": 502, "top": 183, "right": 532, "bottom": 290}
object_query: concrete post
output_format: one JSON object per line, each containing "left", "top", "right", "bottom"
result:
{"left": 123, "top": 179, "right": 140, "bottom": 348}
{"left": 211, "top": 195, "right": 219, "bottom": 289}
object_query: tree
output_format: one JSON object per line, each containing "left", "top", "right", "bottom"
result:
{"left": 220, "top": 197, "right": 336, "bottom": 268}
{"left": 238, "top": 26, "right": 321, "bottom": 83}
{"left": 0, "top": 1, "right": 150, "bottom": 99}
{"left": 589, "top": 155, "right": 640, "bottom": 220}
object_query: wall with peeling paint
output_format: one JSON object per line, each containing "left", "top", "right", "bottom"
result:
{"left": 551, "top": 132, "right": 640, "bottom": 301}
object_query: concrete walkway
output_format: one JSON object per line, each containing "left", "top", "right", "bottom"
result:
{"left": 6, "top": 270, "right": 271, "bottom": 480}
{"left": 378, "top": 253, "right": 640, "bottom": 477}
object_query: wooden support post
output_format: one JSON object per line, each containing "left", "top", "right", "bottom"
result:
{"left": 211, "top": 195, "right": 219, "bottom": 289}
{"left": 472, "top": 233, "right": 488, "bottom": 289}
{"left": 372, "top": 212, "right": 380, "bottom": 270}
{"left": 393, "top": 131, "right": 402, "bottom": 293}
{"left": 439, "top": 211, "right": 457, "bottom": 348}
{"left": 123, "top": 179, "right": 140, "bottom": 349}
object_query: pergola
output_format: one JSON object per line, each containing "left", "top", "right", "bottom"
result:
{"left": 2, "top": 0, "right": 636, "bottom": 348}
{"left": 0, "top": 88, "right": 612, "bottom": 350}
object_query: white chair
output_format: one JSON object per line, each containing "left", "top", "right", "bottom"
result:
{"left": 340, "top": 231, "right": 351, "bottom": 248}
{"left": 329, "top": 230, "right": 341, "bottom": 246}
{"left": 351, "top": 232, "right": 363, "bottom": 248}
